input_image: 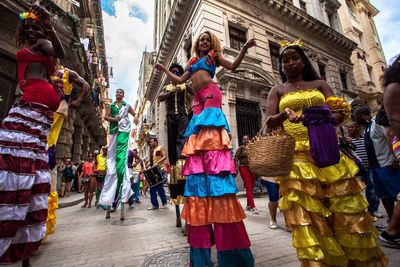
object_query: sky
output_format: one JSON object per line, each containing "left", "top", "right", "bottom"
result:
{"left": 100, "top": 0, "right": 399, "bottom": 107}
{"left": 101, "top": 0, "right": 154, "bottom": 109}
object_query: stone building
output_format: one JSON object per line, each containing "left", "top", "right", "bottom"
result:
{"left": 138, "top": 0, "right": 361, "bottom": 150}
{"left": 0, "top": 0, "right": 109, "bottom": 163}
{"left": 337, "top": 0, "right": 386, "bottom": 112}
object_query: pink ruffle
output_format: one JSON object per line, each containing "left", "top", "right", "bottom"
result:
{"left": 214, "top": 222, "right": 251, "bottom": 250}
{"left": 182, "top": 150, "right": 235, "bottom": 176}
{"left": 187, "top": 224, "right": 215, "bottom": 249}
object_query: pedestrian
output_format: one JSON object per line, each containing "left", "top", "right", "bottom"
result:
{"left": 146, "top": 138, "right": 168, "bottom": 210}
{"left": 260, "top": 177, "right": 279, "bottom": 229}
{"left": 76, "top": 160, "right": 84, "bottom": 193}
{"left": 158, "top": 63, "right": 192, "bottom": 227}
{"left": 265, "top": 39, "right": 387, "bottom": 266}
{"left": 128, "top": 149, "right": 142, "bottom": 207}
{"left": 141, "top": 159, "right": 150, "bottom": 197}
{"left": 234, "top": 135, "right": 259, "bottom": 214}
{"left": 0, "top": 5, "right": 65, "bottom": 265}
{"left": 95, "top": 146, "right": 107, "bottom": 208}
{"left": 81, "top": 153, "right": 96, "bottom": 208}
{"left": 354, "top": 107, "right": 400, "bottom": 221}
{"left": 99, "top": 89, "right": 136, "bottom": 220}
{"left": 60, "top": 159, "right": 74, "bottom": 197}
{"left": 378, "top": 55, "right": 400, "bottom": 247}
{"left": 345, "top": 121, "right": 382, "bottom": 218}
{"left": 154, "top": 30, "right": 255, "bottom": 266}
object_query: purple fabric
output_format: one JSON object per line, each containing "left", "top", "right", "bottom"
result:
{"left": 214, "top": 222, "right": 251, "bottom": 250}
{"left": 48, "top": 144, "right": 57, "bottom": 170}
{"left": 182, "top": 150, "right": 236, "bottom": 176}
{"left": 302, "top": 105, "right": 340, "bottom": 168}
{"left": 127, "top": 150, "right": 134, "bottom": 168}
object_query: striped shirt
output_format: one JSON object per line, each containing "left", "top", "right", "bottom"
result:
{"left": 352, "top": 137, "right": 369, "bottom": 169}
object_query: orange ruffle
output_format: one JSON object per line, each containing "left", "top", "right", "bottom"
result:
{"left": 181, "top": 194, "right": 246, "bottom": 226}
{"left": 324, "top": 177, "right": 366, "bottom": 198}
{"left": 182, "top": 126, "right": 232, "bottom": 157}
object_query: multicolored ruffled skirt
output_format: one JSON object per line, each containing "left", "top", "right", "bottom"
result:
{"left": 278, "top": 139, "right": 389, "bottom": 267}
{"left": 180, "top": 83, "right": 254, "bottom": 267}
{"left": 0, "top": 101, "right": 53, "bottom": 263}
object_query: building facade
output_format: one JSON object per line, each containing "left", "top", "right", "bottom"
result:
{"left": 139, "top": 0, "right": 359, "bottom": 151}
{"left": 337, "top": 0, "right": 386, "bottom": 112}
{"left": 0, "top": 0, "right": 110, "bottom": 164}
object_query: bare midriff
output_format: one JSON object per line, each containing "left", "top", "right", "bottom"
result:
{"left": 191, "top": 69, "right": 215, "bottom": 94}
{"left": 24, "top": 61, "right": 49, "bottom": 81}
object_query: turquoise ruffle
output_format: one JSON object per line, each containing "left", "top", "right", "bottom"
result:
{"left": 185, "top": 107, "right": 230, "bottom": 137}
{"left": 184, "top": 173, "right": 238, "bottom": 197}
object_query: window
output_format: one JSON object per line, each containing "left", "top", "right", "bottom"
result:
{"left": 269, "top": 43, "right": 280, "bottom": 71}
{"left": 299, "top": 1, "right": 307, "bottom": 13}
{"left": 229, "top": 26, "right": 247, "bottom": 51}
{"left": 318, "top": 64, "right": 326, "bottom": 81}
{"left": 358, "top": 32, "right": 365, "bottom": 50}
{"left": 340, "top": 72, "right": 348, "bottom": 90}
{"left": 186, "top": 41, "right": 192, "bottom": 60}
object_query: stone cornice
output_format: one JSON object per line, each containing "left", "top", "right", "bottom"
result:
{"left": 145, "top": 0, "right": 199, "bottom": 101}
{"left": 221, "top": 0, "right": 357, "bottom": 53}
{"left": 357, "top": 0, "right": 379, "bottom": 17}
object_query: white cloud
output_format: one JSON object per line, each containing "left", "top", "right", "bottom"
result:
{"left": 372, "top": 0, "right": 400, "bottom": 63}
{"left": 102, "top": 0, "right": 154, "bottom": 108}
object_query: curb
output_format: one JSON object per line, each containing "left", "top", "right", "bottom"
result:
{"left": 58, "top": 197, "right": 85, "bottom": 209}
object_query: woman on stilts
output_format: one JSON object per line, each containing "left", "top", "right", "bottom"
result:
{"left": 155, "top": 30, "right": 255, "bottom": 267}
{"left": 0, "top": 5, "right": 64, "bottom": 266}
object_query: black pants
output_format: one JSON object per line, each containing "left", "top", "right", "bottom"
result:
{"left": 167, "top": 113, "right": 188, "bottom": 165}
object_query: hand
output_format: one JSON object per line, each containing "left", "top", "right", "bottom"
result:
{"left": 154, "top": 63, "right": 165, "bottom": 72}
{"left": 344, "top": 136, "right": 353, "bottom": 144}
{"left": 285, "top": 108, "right": 303, "bottom": 123}
{"left": 243, "top": 38, "right": 256, "bottom": 50}
{"left": 115, "top": 116, "right": 121, "bottom": 121}
{"left": 31, "top": 4, "right": 51, "bottom": 27}
{"left": 69, "top": 99, "right": 82, "bottom": 109}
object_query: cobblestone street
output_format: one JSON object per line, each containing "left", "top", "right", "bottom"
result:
{"left": 14, "top": 190, "right": 400, "bottom": 267}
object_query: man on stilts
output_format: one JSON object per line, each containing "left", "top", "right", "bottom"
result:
{"left": 99, "top": 89, "right": 136, "bottom": 220}
{"left": 158, "top": 63, "right": 192, "bottom": 232}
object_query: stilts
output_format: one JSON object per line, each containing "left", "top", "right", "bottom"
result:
{"left": 106, "top": 205, "right": 111, "bottom": 219}
{"left": 120, "top": 203, "right": 125, "bottom": 221}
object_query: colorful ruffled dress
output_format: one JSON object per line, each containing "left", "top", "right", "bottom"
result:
{"left": 180, "top": 50, "right": 254, "bottom": 267}
{"left": 278, "top": 89, "right": 388, "bottom": 267}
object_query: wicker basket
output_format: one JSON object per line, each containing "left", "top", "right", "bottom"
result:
{"left": 247, "top": 118, "right": 295, "bottom": 177}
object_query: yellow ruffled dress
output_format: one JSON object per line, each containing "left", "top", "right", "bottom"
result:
{"left": 278, "top": 89, "right": 388, "bottom": 267}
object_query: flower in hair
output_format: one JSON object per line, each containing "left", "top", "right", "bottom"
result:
{"left": 19, "top": 12, "right": 39, "bottom": 21}
{"left": 280, "top": 38, "right": 303, "bottom": 48}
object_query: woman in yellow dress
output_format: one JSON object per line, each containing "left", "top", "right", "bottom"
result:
{"left": 265, "top": 40, "right": 388, "bottom": 266}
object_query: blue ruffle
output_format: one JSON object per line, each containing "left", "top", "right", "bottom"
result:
{"left": 184, "top": 173, "right": 238, "bottom": 197}
{"left": 185, "top": 107, "right": 230, "bottom": 137}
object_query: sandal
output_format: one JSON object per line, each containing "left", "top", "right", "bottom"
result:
{"left": 81, "top": 203, "right": 87, "bottom": 208}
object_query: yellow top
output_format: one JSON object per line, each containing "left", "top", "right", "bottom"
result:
{"left": 96, "top": 153, "right": 107, "bottom": 171}
{"left": 58, "top": 67, "right": 73, "bottom": 95}
{"left": 152, "top": 146, "right": 166, "bottom": 171}
{"left": 279, "top": 89, "right": 325, "bottom": 141}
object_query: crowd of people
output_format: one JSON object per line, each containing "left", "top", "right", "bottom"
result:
{"left": 1, "top": 4, "right": 400, "bottom": 267}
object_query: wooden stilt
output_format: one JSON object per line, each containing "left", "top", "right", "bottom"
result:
{"left": 106, "top": 205, "right": 111, "bottom": 219}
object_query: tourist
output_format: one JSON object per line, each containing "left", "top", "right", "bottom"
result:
{"left": 95, "top": 146, "right": 108, "bottom": 209}
{"left": 81, "top": 153, "right": 96, "bottom": 208}
{"left": 60, "top": 159, "right": 74, "bottom": 197}
{"left": 379, "top": 55, "right": 400, "bottom": 247}
{"left": 154, "top": 30, "right": 255, "bottom": 266}
{"left": 128, "top": 149, "right": 142, "bottom": 207}
{"left": 261, "top": 177, "right": 279, "bottom": 229}
{"left": 0, "top": 5, "right": 65, "bottom": 265}
{"left": 346, "top": 121, "right": 382, "bottom": 218}
{"left": 265, "top": 39, "right": 387, "bottom": 265}
{"left": 234, "top": 135, "right": 259, "bottom": 215}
